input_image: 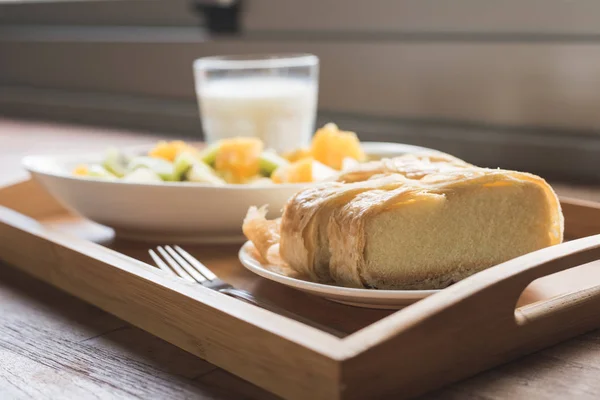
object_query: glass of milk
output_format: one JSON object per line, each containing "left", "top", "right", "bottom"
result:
{"left": 193, "top": 54, "right": 319, "bottom": 153}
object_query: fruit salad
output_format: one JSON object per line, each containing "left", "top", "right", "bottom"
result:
{"left": 73, "top": 123, "right": 366, "bottom": 185}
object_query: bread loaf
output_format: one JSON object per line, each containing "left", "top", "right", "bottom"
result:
{"left": 244, "top": 153, "right": 564, "bottom": 290}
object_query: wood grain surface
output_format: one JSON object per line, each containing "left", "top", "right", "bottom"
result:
{"left": 1, "top": 118, "right": 600, "bottom": 399}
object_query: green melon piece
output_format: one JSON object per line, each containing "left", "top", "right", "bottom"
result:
{"left": 259, "top": 151, "right": 289, "bottom": 176}
{"left": 102, "top": 147, "right": 129, "bottom": 177}
{"left": 122, "top": 168, "right": 162, "bottom": 183}
{"left": 199, "top": 143, "right": 220, "bottom": 166}
{"left": 173, "top": 151, "right": 197, "bottom": 181}
{"left": 128, "top": 156, "right": 175, "bottom": 181}
{"left": 88, "top": 165, "right": 116, "bottom": 179}
{"left": 186, "top": 162, "right": 225, "bottom": 184}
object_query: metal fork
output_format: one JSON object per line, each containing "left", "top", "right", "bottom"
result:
{"left": 149, "top": 245, "right": 344, "bottom": 337}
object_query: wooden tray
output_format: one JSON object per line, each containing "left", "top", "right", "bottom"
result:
{"left": 1, "top": 179, "right": 600, "bottom": 400}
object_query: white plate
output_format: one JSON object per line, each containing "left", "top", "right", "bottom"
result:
{"left": 23, "top": 142, "right": 434, "bottom": 243}
{"left": 238, "top": 242, "right": 438, "bottom": 309}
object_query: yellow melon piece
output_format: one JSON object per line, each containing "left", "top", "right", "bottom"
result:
{"left": 272, "top": 158, "right": 314, "bottom": 184}
{"left": 310, "top": 123, "right": 365, "bottom": 170}
{"left": 215, "top": 137, "right": 264, "bottom": 183}
{"left": 282, "top": 148, "right": 312, "bottom": 163}
{"left": 149, "top": 140, "right": 197, "bottom": 162}
{"left": 73, "top": 164, "right": 89, "bottom": 176}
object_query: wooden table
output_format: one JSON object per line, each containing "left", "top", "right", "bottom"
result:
{"left": 1, "top": 117, "right": 600, "bottom": 400}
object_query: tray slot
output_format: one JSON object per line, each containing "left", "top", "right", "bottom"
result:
{"left": 516, "top": 284, "right": 600, "bottom": 326}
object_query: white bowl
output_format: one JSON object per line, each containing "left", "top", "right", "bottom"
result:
{"left": 23, "top": 142, "right": 434, "bottom": 243}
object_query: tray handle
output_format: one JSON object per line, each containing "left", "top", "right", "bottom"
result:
{"left": 506, "top": 234, "right": 600, "bottom": 326}
{"left": 437, "top": 233, "right": 600, "bottom": 331}
{"left": 489, "top": 234, "right": 600, "bottom": 325}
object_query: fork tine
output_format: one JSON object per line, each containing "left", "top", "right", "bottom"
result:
{"left": 156, "top": 246, "right": 196, "bottom": 283}
{"left": 165, "top": 246, "right": 207, "bottom": 283}
{"left": 148, "top": 249, "right": 174, "bottom": 275}
{"left": 174, "top": 246, "right": 218, "bottom": 281}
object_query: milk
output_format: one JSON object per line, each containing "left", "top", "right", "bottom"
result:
{"left": 197, "top": 78, "right": 318, "bottom": 152}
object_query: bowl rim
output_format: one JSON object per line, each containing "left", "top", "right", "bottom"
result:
{"left": 22, "top": 141, "right": 437, "bottom": 190}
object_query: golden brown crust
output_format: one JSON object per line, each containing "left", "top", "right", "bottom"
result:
{"left": 279, "top": 175, "right": 408, "bottom": 280}
{"left": 335, "top": 152, "right": 472, "bottom": 183}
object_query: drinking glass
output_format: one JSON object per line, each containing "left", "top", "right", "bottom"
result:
{"left": 193, "top": 53, "right": 319, "bottom": 152}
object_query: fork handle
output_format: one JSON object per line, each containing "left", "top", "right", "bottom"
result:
{"left": 218, "top": 288, "right": 346, "bottom": 337}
